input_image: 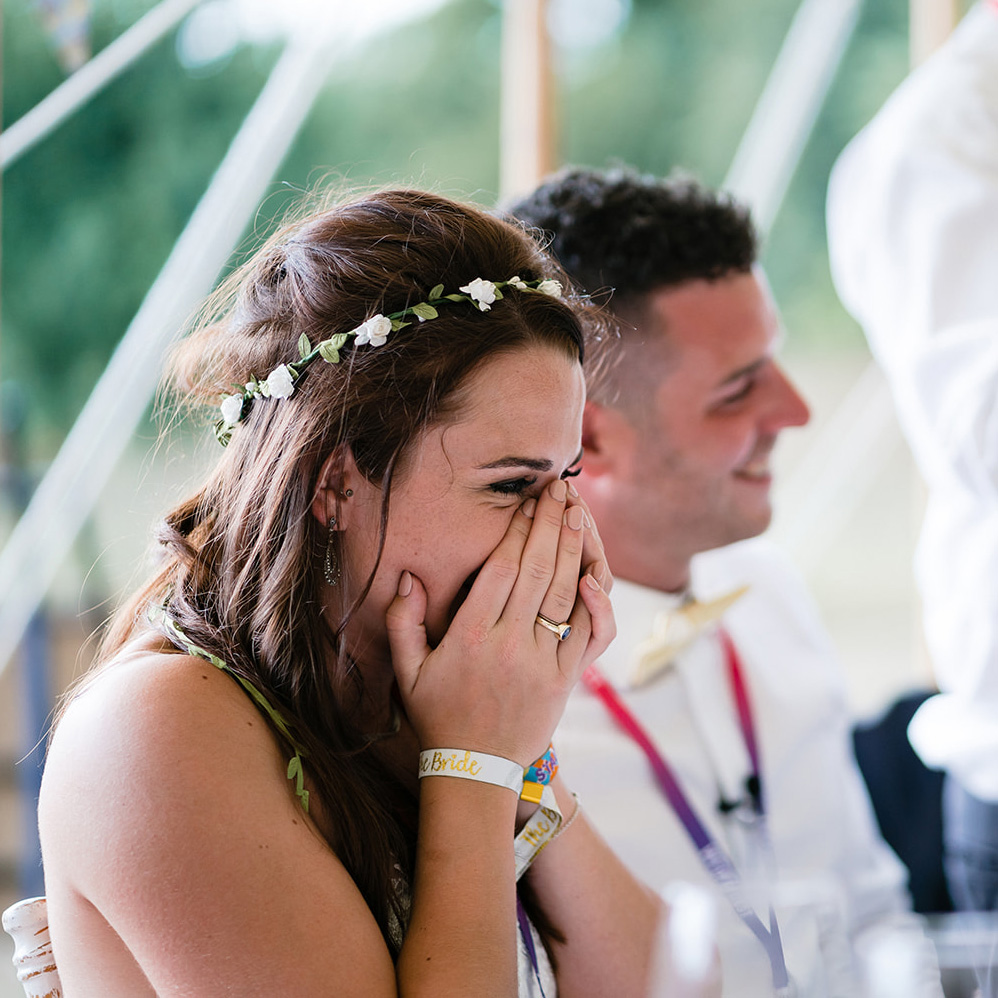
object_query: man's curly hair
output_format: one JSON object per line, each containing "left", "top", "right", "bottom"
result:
{"left": 508, "top": 165, "right": 758, "bottom": 313}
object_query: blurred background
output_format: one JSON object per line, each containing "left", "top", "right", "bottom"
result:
{"left": 0, "top": 0, "right": 964, "bottom": 985}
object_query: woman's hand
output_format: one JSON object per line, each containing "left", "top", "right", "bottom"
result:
{"left": 385, "top": 479, "right": 614, "bottom": 766}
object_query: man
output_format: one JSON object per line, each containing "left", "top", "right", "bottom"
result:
{"left": 828, "top": 1, "right": 998, "bottom": 919}
{"left": 511, "top": 168, "right": 916, "bottom": 995}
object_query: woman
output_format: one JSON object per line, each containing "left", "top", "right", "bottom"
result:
{"left": 38, "top": 189, "right": 662, "bottom": 996}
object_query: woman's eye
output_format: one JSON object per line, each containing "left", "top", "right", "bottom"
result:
{"left": 489, "top": 476, "right": 538, "bottom": 496}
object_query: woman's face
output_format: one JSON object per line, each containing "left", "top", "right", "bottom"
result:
{"left": 338, "top": 342, "right": 585, "bottom": 666}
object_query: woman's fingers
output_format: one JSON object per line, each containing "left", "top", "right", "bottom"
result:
{"left": 569, "top": 491, "right": 613, "bottom": 595}
{"left": 385, "top": 571, "right": 431, "bottom": 695}
{"left": 573, "top": 569, "right": 616, "bottom": 669}
{"left": 454, "top": 498, "right": 535, "bottom": 626}
{"left": 532, "top": 502, "right": 587, "bottom": 633}
{"left": 506, "top": 479, "right": 575, "bottom": 622}
{"left": 550, "top": 567, "right": 610, "bottom": 673}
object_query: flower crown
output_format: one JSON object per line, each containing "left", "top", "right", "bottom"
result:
{"left": 214, "top": 275, "right": 563, "bottom": 445}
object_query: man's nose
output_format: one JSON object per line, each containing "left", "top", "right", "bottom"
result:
{"left": 765, "top": 365, "right": 810, "bottom": 431}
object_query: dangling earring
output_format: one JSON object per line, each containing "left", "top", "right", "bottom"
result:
{"left": 324, "top": 516, "right": 340, "bottom": 586}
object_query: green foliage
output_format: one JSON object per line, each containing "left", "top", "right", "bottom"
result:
{"left": 2, "top": 0, "right": 915, "bottom": 452}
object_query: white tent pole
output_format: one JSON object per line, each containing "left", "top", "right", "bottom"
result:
{"left": 723, "top": 0, "right": 863, "bottom": 234}
{"left": 0, "top": 31, "right": 340, "bottom": 677}
{"left": 1, "top": 0, "right": 203, "bottom": 170}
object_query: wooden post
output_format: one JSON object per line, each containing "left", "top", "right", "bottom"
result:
{"left": 499, "top": 0, "right": 556, "bottom": 204}
{"left": 909, "top": 0, "right": 960, "bottom": 66}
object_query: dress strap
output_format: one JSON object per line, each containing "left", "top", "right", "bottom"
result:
{"left": 150, "top": 606, "right": 311, "bottom": 814}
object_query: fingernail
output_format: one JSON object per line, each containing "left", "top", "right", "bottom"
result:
{"left": 550, "top": 479, "right": 568, "bottom": 501}
{"left": 567, "top": 482, "right": 579, "bottom": 498}
{"left": 584, "top": 573, "right": 601, "bottom": 591}
{"left": 521, "top": 497, "right": 537, "bottom": 519}
{"left": 583, "top": 511, "right": 593, "bottom": 529}
{"left": 593, "top": 560, "right": 607, "bottom": 585}
{"left": 564, "top": 505, "right": 585, "bottom": 530}
{"left": 398, "top": 571, "right": 413, "bottom": 597}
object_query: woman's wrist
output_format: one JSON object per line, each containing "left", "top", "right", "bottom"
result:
{"left": 418, "top": 745, "right": 566, "bottom": 879}
{"left": 417, "top": 744, "right": 558, "bottom": 802}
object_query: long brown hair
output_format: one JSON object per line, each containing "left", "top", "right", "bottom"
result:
{"left": 99, "top": 189, "right": 602, "bottom": 956}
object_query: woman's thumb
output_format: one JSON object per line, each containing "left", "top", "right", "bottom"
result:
{"left": 385, "top": 571, "right": 431, "bottom": 691}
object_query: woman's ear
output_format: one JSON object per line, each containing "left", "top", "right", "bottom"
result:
{"left": 311, "top": 445, "right": 359, "bottom": 527}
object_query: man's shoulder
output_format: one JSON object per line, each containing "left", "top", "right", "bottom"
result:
{"left": 692, "top": 537, "right": 837, "bottom": 654}
{"left": 691, "top": 536, "right": 806, "bottom": 597}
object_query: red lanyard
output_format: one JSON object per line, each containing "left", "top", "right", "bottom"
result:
{"left": 582, "top": 629, "right": 790, "bottom": 993}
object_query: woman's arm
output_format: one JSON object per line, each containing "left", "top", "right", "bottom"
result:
{"left": 525, "top": 776, "right": 666, "bottom": 998}
{"left": 388, "top": 481, "right": 621, "bottom": 996}
{"left": 397, "top": 777, "right": 520, "bottom": 997}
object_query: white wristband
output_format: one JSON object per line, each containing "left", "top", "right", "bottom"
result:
{"left": 418, "top": 749, "right": 523, "bottom": 794}
{"left": 514, "top": 783, "right": 563, "bottom": 879}
{"left": 417, "top": 748, "right": 564, "bottom": 880}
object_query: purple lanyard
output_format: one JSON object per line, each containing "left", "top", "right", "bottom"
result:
{"left": 516, "top": 896, "right": 549, "bottom": 998}
{"left": 583, "top": 630, "right": 790, "bottom": 992}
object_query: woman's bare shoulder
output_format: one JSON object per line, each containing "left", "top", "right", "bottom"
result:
{"left": 46, "top": 633, "right": 280, "bottom": 795}
{"left": 40, "top": 633, "right": 398, "bottom": 995}
{"left": 41, "top": 633, "right": 295, "bottom": 864}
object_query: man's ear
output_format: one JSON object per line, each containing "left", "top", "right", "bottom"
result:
{"left": 311, "top": 444, "right": 358, "bottom": 527}
{"left": 581, "top": 400, "right": 629, "bottom": 478}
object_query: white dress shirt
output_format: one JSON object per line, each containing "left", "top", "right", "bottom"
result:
{"left": 556, "top": 538, "right": 910, "bottom": 996}
{"left": 826, "top": 2, "right": 998, "bottom": 801}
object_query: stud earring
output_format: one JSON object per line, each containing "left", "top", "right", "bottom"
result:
{"left": 343, "top": 488, "right": 354, "bottom": 498}
{"left": 324, "top": 516, "right": 340, "bottom": 586}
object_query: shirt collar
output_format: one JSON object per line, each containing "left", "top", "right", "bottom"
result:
{"left": 599, "top": 577, "right": 691, "bottom": 689}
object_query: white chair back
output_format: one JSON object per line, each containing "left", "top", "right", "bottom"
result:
{"left": 2, "top": 896, "right": 63, "bottom": 998}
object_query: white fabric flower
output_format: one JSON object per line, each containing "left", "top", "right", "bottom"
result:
{"left": 536, "top": 279, "right": 563, "bottom": 299}
{"left": 354, "top": 314, "right": 392, "bottom": 347}
{"left": 220, "top": 394, "right": 243, "bottom": 427}
{"left": 265, "top": 364, "right": 295, "bottom": 399}
{"left": 459, "top": 277, "right": 497, "bottom": 311}
{"left": 508, "top": 275, "right": 528, "bottom": 290}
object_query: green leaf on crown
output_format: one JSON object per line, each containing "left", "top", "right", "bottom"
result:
{"left": 428, "top": 284, "right": 445, "bottom": 300}
{"left": 318, "top": 341, "right": 340, "bottom": 363}
{"left": 298, "top": 333, "right": 311, "bottom": 359}
{"left": 213, "top": 421, "right": 232, "bottom": 447}
{"left": 411, "top": 302, "right": 438, "bottom": 321}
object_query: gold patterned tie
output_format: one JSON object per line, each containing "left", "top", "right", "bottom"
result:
{"left": 628, "top": 585, "right": 750, "bottom": 687}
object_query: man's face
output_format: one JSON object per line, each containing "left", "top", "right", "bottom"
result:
{"left": 585, "top": 268, "right": 809, "bottom": 586}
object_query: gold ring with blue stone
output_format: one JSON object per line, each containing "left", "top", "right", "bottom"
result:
{"left": 535, "top": 612, "right": 571, "bottom": 641}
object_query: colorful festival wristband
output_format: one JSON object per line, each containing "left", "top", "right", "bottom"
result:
{"left": 521, "top": 743, "right": 558, "bottom": 804}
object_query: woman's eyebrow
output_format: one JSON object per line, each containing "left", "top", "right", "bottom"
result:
{"left": 478, "top": 448, "right": 583, "bottom": 473}
{"left": 478, "top": 456, "right": 554, "bottom": 472}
